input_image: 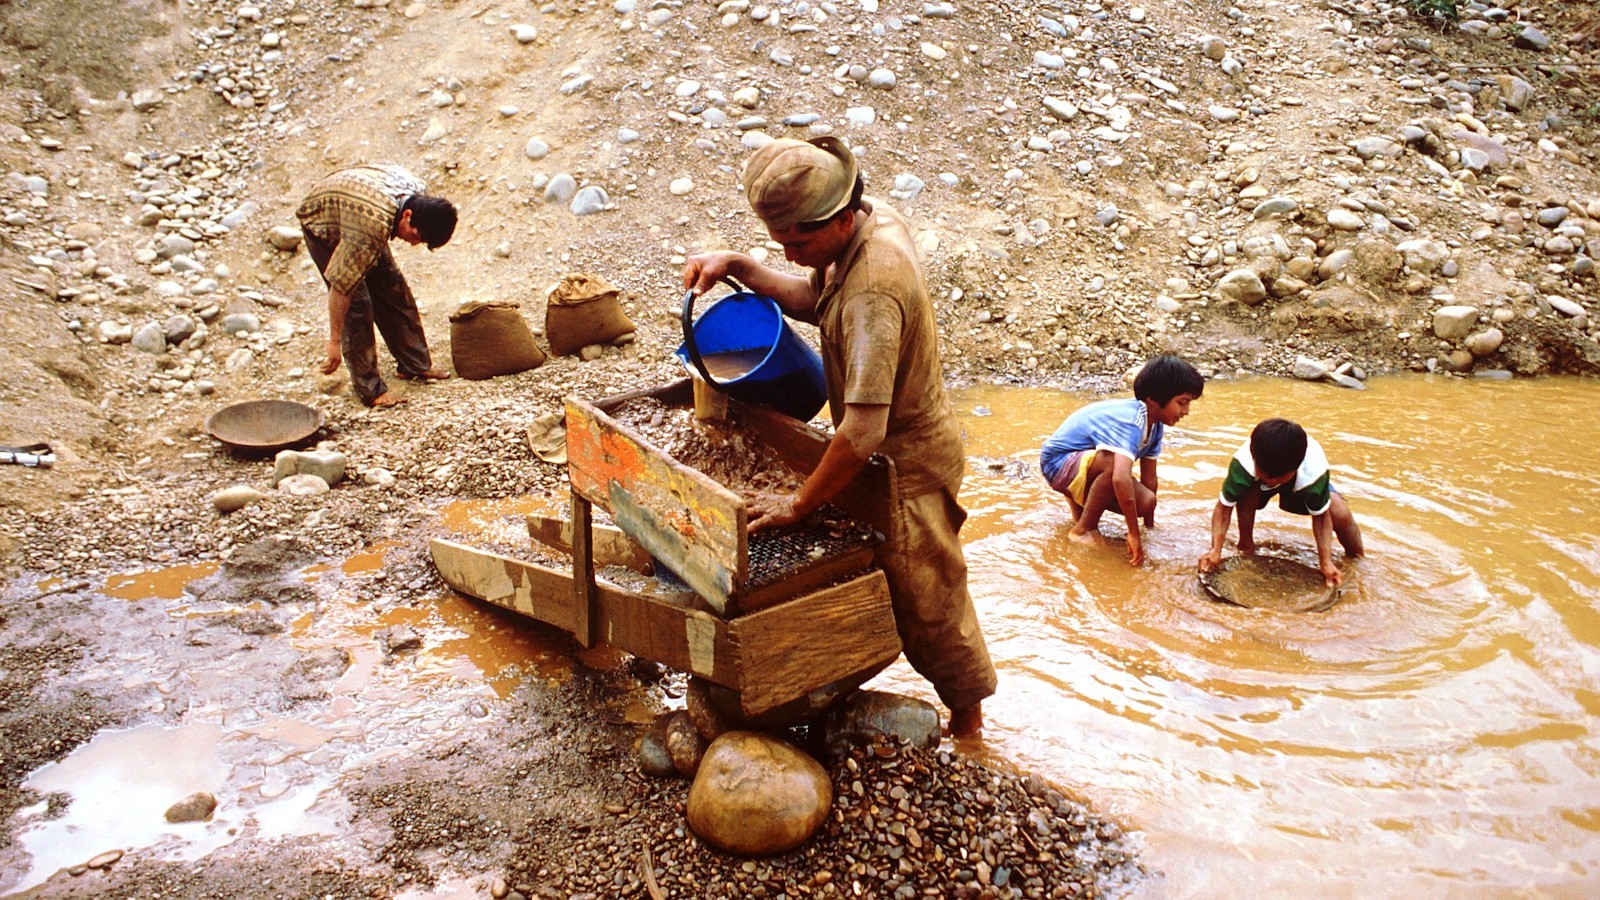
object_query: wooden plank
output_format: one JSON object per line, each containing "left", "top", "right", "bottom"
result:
{"left": 592, "top": 378, "right": 693, "bottom": 411}
{"left": 526, "top": 513, "right": 653, "bottom": 573}
{"left": 570, "top": 493, "right": 598, "bottom": 649}
{"left": 430, "top": 539, "right": 737, "bottom": 686}
{"left": 565, "top": 396, "right": 747, "bottom": 614}
{"left": 728, "top": 570, "right": 902, "bottom": 716}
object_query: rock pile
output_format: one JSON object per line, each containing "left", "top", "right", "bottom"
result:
{"left": 503, "top": 742, "right": 1143, "bottom": 899}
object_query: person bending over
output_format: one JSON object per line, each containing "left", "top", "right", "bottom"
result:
{"left": 1197, "top": 417, "right": 1365, "bottom": 587}
{"left": 296, "top": 163, "right": 456, "bottom": 407}
{"left": 1039, "top": 355, "right": 1204, "bottom": 565}
{"left": 681, "top": 137, "right": 996, "bottom": 737}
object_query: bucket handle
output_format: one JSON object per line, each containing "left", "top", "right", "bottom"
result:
{"left": 680, "top": 276, "right": 748, "bottom": 391}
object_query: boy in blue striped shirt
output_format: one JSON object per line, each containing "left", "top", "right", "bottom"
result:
{"left": 1040, "top": 356, "right": 1205, "bottom": 565}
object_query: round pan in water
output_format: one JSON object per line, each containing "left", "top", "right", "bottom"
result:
{"left": 1198, "top": 554, "right": 1340, "bottom": 613}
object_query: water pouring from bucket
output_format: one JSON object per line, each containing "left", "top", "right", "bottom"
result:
{"left": 676, "top": 283, "right": 828, "bottom": 422}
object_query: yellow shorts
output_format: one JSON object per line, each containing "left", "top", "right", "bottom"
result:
{"left": 1048, "top": 449, "right": 1097, "bottom": 508}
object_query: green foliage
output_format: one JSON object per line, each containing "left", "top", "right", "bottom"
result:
{"left": 1400, "top": 0, "right": 1462, "bottom": 22}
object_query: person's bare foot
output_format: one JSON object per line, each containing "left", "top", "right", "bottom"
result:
{"left": 948, "top": 703, "right": 983, "bottom": 738}
{"left": 1066, "top": 527, "right": 1099, "bottom": 547}
{"left": 402, "top": 367, "right": 451, "bottom": 381}
{"left": 370, "top": 390, "right": 408, "bottom": 408}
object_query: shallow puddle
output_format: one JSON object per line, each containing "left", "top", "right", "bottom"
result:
{"left": 340, "top": 540, "right": 397, "bottom": 577}
{"left": 439, "top": 494, "right": 562, "bottom": 546}
{"left": 102, "top": 561, "right": 219, "bottom": 601}
{"left": 11, "top": 547, "right": 580, "bottom": 889}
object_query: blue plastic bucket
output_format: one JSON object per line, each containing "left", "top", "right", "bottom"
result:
{"left": 676, "top": 288, "right": 827, "bottom": 421}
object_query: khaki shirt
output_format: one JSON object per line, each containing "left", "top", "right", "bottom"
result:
{"left": 810, "top": 198, "right": 964, "bottom": 497}
{"left": 295, "top": 164, "right": 426, "bottom": 297}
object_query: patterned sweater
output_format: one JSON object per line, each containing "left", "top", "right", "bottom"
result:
{"left": 295, "top": 164, "right": 425, "bottom": 296}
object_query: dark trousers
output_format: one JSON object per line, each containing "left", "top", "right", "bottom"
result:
{"left": 302, "top": 229, "right": 434, "bottom": 405}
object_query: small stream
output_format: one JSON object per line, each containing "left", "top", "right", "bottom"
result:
{"left": 863, "top": 375, "right": 1599, "bottom": 896}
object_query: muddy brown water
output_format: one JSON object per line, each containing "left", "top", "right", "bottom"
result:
{"left": 699, "top": 347, "right": 768, "bottom": 381}
{"left": 878, "top": 375, "right": 1599, "bottom": 897}
{"left": 11, "top": 376, "right": 1598, "bottom": 895}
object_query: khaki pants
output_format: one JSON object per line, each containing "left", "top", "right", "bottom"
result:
{"left": 303, "top": 229, "right": 435, "bottom": 405}
{"left": 875, "top": 483, "right": 998, "bottom": 711}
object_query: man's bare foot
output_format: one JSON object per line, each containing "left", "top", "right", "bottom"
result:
{"left": 370, "top": 391, "right": 408, "bottom": 408}
{"left": 948, "top": 703, "right": 983, "bottom": 738}
{"left": 402, "top": 367, "right": 451, "bottom": 381}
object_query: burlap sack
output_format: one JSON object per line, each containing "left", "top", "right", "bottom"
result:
{"left": 449, "top": 299, "right": 546, "bottom": 380}
{"left": 544, "top": 272, "right": 636, "bottom": 356}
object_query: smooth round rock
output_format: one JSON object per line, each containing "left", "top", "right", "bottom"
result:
{"left": 639, "top": 714, "right": 678, "bottom": 778}
{"left": 570, "top": 185, "right": 609, "bottom": 216}
{"left": 544, "top": 173, "right": 578, "bottom": 204}
{"left": 164, "top": 791, "right": 218, "bottom": 823}
{"left": 1464, "top": 327, "right": 1504, "bottom": 357}
{"left": 212, "top": 485, "right": 269, "bottom": 514}
{"left": 665, "top": 710, "right": 707, "bottom": 777}
{"left": 1215, "top": 269, "right": 1267, "bottom": 305}
{"left": 276, "top": 473, "right": 330, "bottom": 496}
{"left": 685, "top": 676, "right": 738, "bottom": 741}
{"left": 687, "top": 731, "right": 832, "bottom": 856}
{"left": 86, "top": 849, "right": 124, "bottom": 869}
{"left": 819, "top": 690, "right": 940, "bottom": 762}
{"left": 266, "top": 226, "right": 303, "bottom": 251}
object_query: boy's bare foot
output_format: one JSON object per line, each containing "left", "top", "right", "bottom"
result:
{"left": 1066, "top": 527, "right": 1099, "bottom": 547}
{"left": 370, "top": 391, "right": 408, "bottom": 408}
{"left": 402, "top": 367, "right": 451, "bottom": 381}
{"left": 948, "top": 703, "right": 983, "bottom": 738}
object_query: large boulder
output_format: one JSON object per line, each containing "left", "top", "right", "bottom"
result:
{"left": 686, "top": 732, "right": 831, "bottom": 856}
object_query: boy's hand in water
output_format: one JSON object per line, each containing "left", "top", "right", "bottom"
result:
{"left": 1127, "top": 532, "right": 1145, "bottom": 566}
{"left": 1197, "top": 548, "right": 1222, "bottom": 574}
{"left": 1321, "top": 560, "right": 1343, "bottom": 587}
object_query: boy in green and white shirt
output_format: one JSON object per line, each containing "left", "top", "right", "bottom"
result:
{"left": 1197, "top": 418, "right": 1365, "bottom": 587}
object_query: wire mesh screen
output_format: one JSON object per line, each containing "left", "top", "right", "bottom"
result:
{"left": 649, "top": 506, "right": 880, "bottom": 595}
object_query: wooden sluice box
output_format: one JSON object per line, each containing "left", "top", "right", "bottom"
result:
{"left": 431, "top": 379, "right": 903, "bottom": 719}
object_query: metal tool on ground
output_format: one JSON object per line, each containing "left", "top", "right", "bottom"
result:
{"left": 0, "top": 443, "right": 55, "bottom": 468}
{"left": 1199, "top": 554, "right": 1341, "bottom": 612}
